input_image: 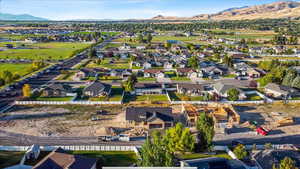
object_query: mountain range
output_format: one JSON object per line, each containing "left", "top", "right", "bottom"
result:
{"left": 0, "top": 13, "right": 48, "bottom": 21}
{"left": 152, "top": 1, "right": 300, "bottom": 20}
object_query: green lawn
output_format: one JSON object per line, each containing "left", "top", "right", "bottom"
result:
{"left": 137, "top": 77, "right": 156, "bottom": 82}
{"left": 246, "top": 94, "right": 263, "bottom": 101}
{"left": 0, "top": 42, "right": 91, "bottom": 60}
{"left": 0, "top": 151, "right": 25, "bottom": 168}
{"left": 178, "top": 152, "right": 231, "bottom": 160}
{"left": 109, "top": 87, "right": 124, "bottom": 101}
{"left": 135, "top": 95, "right": 169, "bottom": 102}
{"left": 0, "top": 63, "right": 33, "bottom": 76}
{"left": 35, "top": 96, "right": 74, "bottom": 101}
{"left": 168, "top": 92, "right": 205, "bottom": 101}
{"left": 87, "top": 59, "right": 130, "bottom": 69}
{"left": 171, "top": 77, "right": 191, "bottom": 81}
{"left": 68, "top": 151, "right": 137, "bottom": 166}
{"left": 89, "top": 87, "right": 123, "bottom": 101}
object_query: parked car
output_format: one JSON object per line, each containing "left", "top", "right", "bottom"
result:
{"left": 256, "top": 127, "right": 269, "bottom": 136}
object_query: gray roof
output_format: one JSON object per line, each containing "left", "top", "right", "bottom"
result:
{"left": 213, "top": 82, "right": 242, "bottom": 95}
{"left": 177, "top": 84, "right": 205, "bottom": 91}
{"left": 182, "top": 157, "right": 246, "bottom": 169}
{"left": 254, "top": 150, "right": 300, "bottom": 169}
{"left": 265, "top": 83, "right": 298, "bottom": 95}
{"left": 125, "top": 107, "right": 173, "bottom": 122}
{"left": 83, "top": 81, "right": 111, "bottom": 94}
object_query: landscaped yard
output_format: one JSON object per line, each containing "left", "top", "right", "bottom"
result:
{"left": 89, "top": 87, "right": 123, "bottom": 101}
{"left": 34, "top": 96, "right": 74, "bottom": 101}
{"left": 69, "top": 151, "right": 138, "bottom": 166}
{"left": 246, "top": 93, "right": 263, "bottom": 101}
{"left": 171, "top": 77, "right": 191, "bottom": 81}
{"left": 168, "top": 91, "right": 206, "bottom": 101}
{"left": 0, "top": 42, "right": 91, "bottom": 60}
{"left": 178, "top": 152, "right": 231, "bottom": 160}
{"left": 137, "top": 77, "right": 156, "bottom": 82}
{"left": 0, "top": 151, "right": 25, "bottom": 168}
{"left": 87, "top": 58, "right": 130, "bottom": 69}
{"left": 124, "top": 94, "right": 169, "bottom": 103}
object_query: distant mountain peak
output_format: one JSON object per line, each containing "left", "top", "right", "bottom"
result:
{"left": 152, "top": 1, "right": 300, "bottom": 21}
{"left": 0, "top": 13, "right": 48, "bottom": 21}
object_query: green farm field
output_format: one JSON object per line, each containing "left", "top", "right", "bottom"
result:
{"left": 0, "top": 63, "right": 33, "bottom": 76}
{"left": 0, "top": 42, "right": 91, "bottom": 60}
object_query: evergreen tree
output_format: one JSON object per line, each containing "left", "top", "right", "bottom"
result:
{"left": 196, "top": 113, "right": 215, "bottom": 151}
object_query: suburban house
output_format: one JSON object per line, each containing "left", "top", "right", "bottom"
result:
{"left": 213, "top": 82, "right": 247, "bottom": 100}
{"left": 264, "top": 83, "right": 300, "bottom": 99}
{"left": 73, "top": 68, "right": 97, "bottom": 81}
{"left": 135, "top": 83, "right": 164, "bottom": 95}
{"left": 41, "top": 83, "right": 73, "bottom": 97}
{"left": 253, "top": 150, "right": 300, "bottom": 169}
{"left": 83, "top": 81, "right": 112, "bottom": 97}
{"left": 32, "top": 147, "right": 98, "bottom": 169}
{"left": 164, "top": 62, "right": 173, "bottom": 69}
{"left": 144, "top": 69, "right": 165, "bottom": 78}
{"left": 176, "top": 68, "right": 203, "bottom": 78}
{"left": 201, "top": 66, "right": 225, "bottom": 77}
{"left": 177, "top": 84, "right": 206, "bottom": 96}
{"left": 181, "top": 157, "right": 246, "bottom": 169}
{"left": 119, "top": 43, "right": 131, "bottom": 50}
{"left": 125, "top": 107, "right": 174, "bottom": 129}
{"left": 109, "top": 69, "right": 132, "bottom": 78}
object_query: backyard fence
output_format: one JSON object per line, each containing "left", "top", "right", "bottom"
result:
{"left": 169, "top": 100, "right": 265, "bottom": 105}
{"left": 0, "top": 145, "right": 140, "bottom": 152}
{"left": 15, "top": 100, "right": 122, "bottom": 105}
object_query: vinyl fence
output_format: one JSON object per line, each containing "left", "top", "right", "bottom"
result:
{"left": 0, "top": 145, "right": 140, "bottom": 152}
{"left": 15, "top": 100, "right": 122, "bottom": 105}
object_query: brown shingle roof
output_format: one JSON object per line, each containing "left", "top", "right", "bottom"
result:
{"left": 33, "top": 148, "right": 97, "bottom": 169}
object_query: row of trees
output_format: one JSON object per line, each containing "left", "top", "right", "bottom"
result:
{"left": 137, "top": 33, "right": 153, "bottom": 44}
{"left": 139, "top": 113, "right": 215, "bottom": 166}
{"left": 258, "top": 60, "right": 300, "bottom": 88}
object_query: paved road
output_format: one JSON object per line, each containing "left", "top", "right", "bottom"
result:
{"left": 214, "top": 132, "right": 300, "bottom": 146}
{"left": 0, "top": 130, "right": 144, "bottom": 146}
{"left": 0, "top": 37, "right": 117, "bottom": 112}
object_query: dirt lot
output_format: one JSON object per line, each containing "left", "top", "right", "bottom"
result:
{"left": 234, "top": 103, "right": 300, "bottom": 135}
{"left": 0, "top": 104, "right": 184, "bottom": 137}
{"left": 0, "top": 105, "right": 125, "bottom": 137}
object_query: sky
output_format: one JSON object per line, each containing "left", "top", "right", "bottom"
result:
{"left": 0, "top": 0, "right": 298, "bottom": 20}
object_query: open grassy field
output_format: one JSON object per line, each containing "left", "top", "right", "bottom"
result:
{"left": 0, "top": 63, "right": 33, "bottom": 76}
{"left": 0, "top": 42, "right": 91, "bottom": 60}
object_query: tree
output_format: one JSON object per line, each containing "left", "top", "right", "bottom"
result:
{"left": 223, "top": 55, "right": 233, "bottom": 68}
{"left": 164, "top": 41, "right": 172, "bottom": 50}
{"left": 138, "top": 131, "right": 175, "bottom": 167}
{"left": 233, "top": 144, "right": 248, "bottom": 160}
{"left": 0, "top": 78, "right": 4, "bottom": 86}
{"left": 22, "top": 84, "right": 31, "bottom": 98}
{"left": 292, "top": 76, "right": 300, "bottom": 89}
{"left": 273, "top": 157, "right": 298, "bottom": 169}
{"left": 282, "top": 69, "right": 298, "bottom": 87}
{"left": 196, "top": 112, "right": 215, "bottom": 151}
{"left": 88, "top": 48, "right": 97, "bottom": 58}
{"left": 137, "top": 34, "right": 144, "bottom": 43}
{"left": 123, "top": 74, "right": 137, "bottom": 93}
{"left": 227, "top": 88, "right": 240, "bottom": 101}
{"left": 146, "top": 33, "right": 153, "bottom": 43}
{"left": 188, "top": 55, "right": 198, "bottom": 69}
{"left": 164, "top": 123, "right": 195, "bottom": 154}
